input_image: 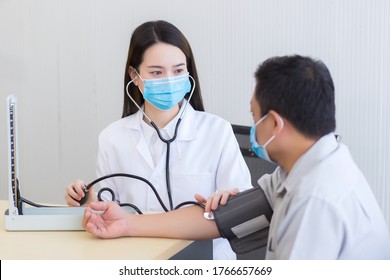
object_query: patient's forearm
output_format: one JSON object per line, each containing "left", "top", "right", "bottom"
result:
{"left": 128, "top": 206, "right": 220, "bottom": 240}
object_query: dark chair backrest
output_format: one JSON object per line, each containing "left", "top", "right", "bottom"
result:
{"left": 231, "top": 124, "right": 276, "bottom": 260}
{"left": 232, "top": 124, "right": 277, "bottom": 187}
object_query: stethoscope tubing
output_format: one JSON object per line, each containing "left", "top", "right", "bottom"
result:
{"left": 125, "top": 75, "right": 195, "bottom": 211}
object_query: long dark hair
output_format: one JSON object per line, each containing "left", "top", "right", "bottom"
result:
{"left": 122, "top": 20, "right": 204, "bottom": 117}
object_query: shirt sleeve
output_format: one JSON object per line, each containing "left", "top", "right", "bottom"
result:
{"left": 274, "top": 196, "right": 344, "bottom": 259}
{"left": 258, "top": 167, "right": 282, "bottom": 209}
{"left": 95, "top": 131, "right": 120, "bottom": 203}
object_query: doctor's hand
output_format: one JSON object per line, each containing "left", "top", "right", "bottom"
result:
{"left": 65, "top": 179, "right": 97, "bottom": 207}
{"left": 83, "top": 201, "right": 130, "bottom": 239}
{"left": 194, "top": 188, "right": 239, "bottom": 213}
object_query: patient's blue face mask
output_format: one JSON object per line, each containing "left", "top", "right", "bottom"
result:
{"left": 250, "top": 114, "right": 280, "bottom": 163}
{"left": 137, "top": 72, "right": 192, "bottom": 111}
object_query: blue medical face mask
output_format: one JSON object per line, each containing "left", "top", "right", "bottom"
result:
{"left": 250, "top": 114, "right": 280, "bottom": 163}
{"left": 137, "top": 72, "right": 192, "bottom": 111}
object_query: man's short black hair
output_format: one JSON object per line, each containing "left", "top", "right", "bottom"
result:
{"left": 254, "top": 55, "right": 336, "bottom": 139}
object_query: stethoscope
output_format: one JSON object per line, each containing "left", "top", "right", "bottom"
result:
{"left": 15, "top": 74, "right": 204, "bottom": 214}
{"left": 19, "top": 172, "right": 204, "bottom": 215}
{"left": 122, "top": 74, "right": 196, "bottom": 210}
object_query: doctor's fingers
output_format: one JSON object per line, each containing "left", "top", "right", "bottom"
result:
{"left": 193, "top": 193, "right": 215, "bottom": 212}
{"left": 209, "top": 189, "right": 239, "bottom": 211}
{"left": 201, "top": 192, "right": 223, "bottom": 212}
{"left": 65, "top": 180, "right": 86, "bottom": 206}
{"left": 194, "top": 193, "right": 207, "bottom": 204}
{"left": 219, "top": 188, "right": 239, "bottom": 205}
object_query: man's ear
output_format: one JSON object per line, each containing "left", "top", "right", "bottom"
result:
{"left": 268, "top": 110, "right": 284, "bottom": 135}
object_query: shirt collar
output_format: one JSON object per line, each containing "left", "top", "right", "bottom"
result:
{"left": 277, "top": 133, "right": 339, "bottom": 194}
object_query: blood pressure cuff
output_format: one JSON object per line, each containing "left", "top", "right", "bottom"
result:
{"left": 212, "top": 187, "right": 273, "bottom": 254}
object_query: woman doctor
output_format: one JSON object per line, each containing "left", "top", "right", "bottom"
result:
{"left": 65, "top": 20, "right": 252, "bottom": 259}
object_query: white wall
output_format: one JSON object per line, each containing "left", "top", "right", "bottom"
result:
{"left": 0, "top": 0, "right": 389, "bottom": 229}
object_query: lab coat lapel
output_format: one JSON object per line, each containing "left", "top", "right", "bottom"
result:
{"left": 126, "top": 103, "right": 198, "bottom": 170}
{"left": 125, "top": 110, "right": 155, "bottom": 169}
{"left": 170, "top": 104, "right": 198, "bottom": 164}
{"left": 136, "top": 135, "right": 154, "bottom": 169}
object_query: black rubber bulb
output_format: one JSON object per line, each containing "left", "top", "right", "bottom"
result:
{"left": 77, "top": 188, "right": 89, "bottom": 205}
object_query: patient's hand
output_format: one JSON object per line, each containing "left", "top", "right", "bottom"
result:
{"left": 194, "top": 188, "right": 239, "bottom": 213}
{"left": 83, "top": 201, "right": 130, "bottom": 238}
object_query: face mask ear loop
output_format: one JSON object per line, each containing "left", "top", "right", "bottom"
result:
{"left": 263, "top": 115, "right": 284, "bottom": 147}
{"left": 279, "top": 116, "right": 284, "bottom": 130}
{"left": 255, "top": 114, "right": 268, "bottom": 127}
{"left": 125, "top": 80, "right": 153, "bottom": 123}
{"left": 179, "top": 74, "right": 196, "bottom": 119}
{"left": 134, "top": 69, "right": 144, "bottom": 82}
{"left": 263, "top": 135, "right": 275, "bottom": 148}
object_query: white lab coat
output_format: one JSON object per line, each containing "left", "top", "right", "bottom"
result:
{"left": 96, "top": 100, "right": 252, "bottom": 259}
